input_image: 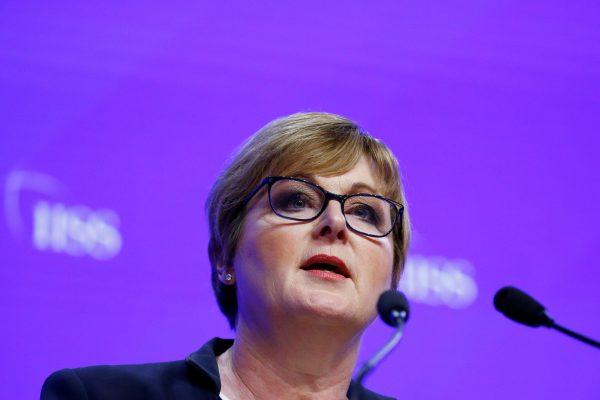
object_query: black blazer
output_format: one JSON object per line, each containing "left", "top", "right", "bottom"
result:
{"left": 41, "top": 337, "right": 394, "bottom": 400}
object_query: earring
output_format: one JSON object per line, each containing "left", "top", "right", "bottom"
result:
{"left": 224, "top": 273, "right": 233, "bottom": 283}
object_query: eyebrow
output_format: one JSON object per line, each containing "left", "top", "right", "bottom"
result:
{"left": 294, "top": 174, "right": 380, "bottom": 195}
{"left": 349, "top": 182, "right": 379, "bottom": 194}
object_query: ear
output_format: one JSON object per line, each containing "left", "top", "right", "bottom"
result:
{"left": 216, "top": 264, "right": 236, "bottom": 285}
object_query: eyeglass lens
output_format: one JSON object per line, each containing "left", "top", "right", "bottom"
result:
{"left": 269, "top": 178, "right": 397, "bottom": 236}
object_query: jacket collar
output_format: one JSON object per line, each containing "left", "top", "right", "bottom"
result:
{"left": 184, "top": 337, "right": 392, "bottom": 400}
{"left": 185, "top": 337, "right": 234, "bottom": 393}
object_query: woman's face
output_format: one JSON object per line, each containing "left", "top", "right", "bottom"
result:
{"left": 232, "top": 155, "right": 395, "bottom": 331}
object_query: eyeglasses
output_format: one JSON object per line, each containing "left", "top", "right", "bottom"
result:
{"left": 242, "top": 176, "right": 403, "bottom": 238}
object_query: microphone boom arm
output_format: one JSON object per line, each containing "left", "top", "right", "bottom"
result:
{"left": 550, "top": 321, "right": 600, "bottom": 349}
{"left": 355, "top": 311, "right": 405, "bottom": 385}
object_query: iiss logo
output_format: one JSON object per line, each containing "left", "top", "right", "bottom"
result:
{"left": 4, "top": 170, "right": 122, "bottom": 260}
{"left": 400, "top": 255, "right": 478, "bottom": 308}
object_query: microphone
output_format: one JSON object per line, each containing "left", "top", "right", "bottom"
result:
{"left": 377, "top": 289, "right": 410, "bottom": 327}
{"left": 354, "top": 290, "right": 410, "bottom": 394}
{"left": 494, "top": 286, "right": 600, "bottom": 349}
{"left": 493, "top": 286, "right": 553, "bottom": 327}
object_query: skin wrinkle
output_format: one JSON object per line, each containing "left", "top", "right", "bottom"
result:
{"left": 231, "top": 317, "right": 361, "bottom": 400}
{"left": 217, "top": 156, "right": 394, "bottom": 400}
{"left": 224, "top": 334, "right": 353, "bottom": 400}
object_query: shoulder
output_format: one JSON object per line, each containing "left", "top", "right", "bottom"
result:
{"left": 41, "top": 337, "right": 231, "bottom": 399}
{"left": 348, "top": 380, "right": 396, "bottom": 400}
{"left": 362, "top": 387, "right": 396, "bottom": 400}
{"left": 40, "top": 360, "right": 208, "bottom": 400}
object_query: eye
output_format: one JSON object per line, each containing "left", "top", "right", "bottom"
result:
{"left": 287, "top": 193, "right": 309, "bottom": 208}
{"left": 274, "top": 191, "right": 318, "bottom": 212}
{"left": 348, "top": 203, "right": 380, "bottom": 224}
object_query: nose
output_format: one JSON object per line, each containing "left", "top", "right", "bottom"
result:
{"left": 313, "top": 199, "right": 349, "bottom": 243}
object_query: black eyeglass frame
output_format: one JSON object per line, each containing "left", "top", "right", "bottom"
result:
{"left": 242, "top": 176, "right": 404, "bottom": 238}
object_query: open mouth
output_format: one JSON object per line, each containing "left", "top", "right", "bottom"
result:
{"left": 301, "top": 263, "right": 350, "bottom": 278}
{"left": 300, "top": 255, "right": 351, "bottom": 279}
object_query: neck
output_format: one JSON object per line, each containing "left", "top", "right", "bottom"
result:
{"left": 218, "top": 315, "right": 364, "bottom": 400}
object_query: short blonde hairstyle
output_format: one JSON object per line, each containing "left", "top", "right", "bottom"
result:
{"left": 206, "top": 112, "right": 410, "bottom": 328}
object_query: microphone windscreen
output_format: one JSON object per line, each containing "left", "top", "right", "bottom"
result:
{"left": 493, "top": 286, "right": 553, "bottom": 327}
{"left": 377, "top": 290, "right": 410, "bottom": 327}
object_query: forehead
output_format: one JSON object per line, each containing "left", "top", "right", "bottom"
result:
{"left": 295, "top": 156, "right": 384, "bottom": 194}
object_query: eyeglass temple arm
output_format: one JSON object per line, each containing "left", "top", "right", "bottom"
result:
{"left": 242, "top": 178, "right": 270, "bottom": 204}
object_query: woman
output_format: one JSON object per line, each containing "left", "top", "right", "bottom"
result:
{"left": 42, "top": 112, "right": 410, "bottom": 400}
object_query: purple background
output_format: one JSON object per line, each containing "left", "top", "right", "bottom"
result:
{"left": 1, "top": 2, "right": 599, "bottom": 399}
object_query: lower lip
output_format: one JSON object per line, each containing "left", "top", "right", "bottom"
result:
{"left": 303, "top": 269, "right": 347, "bottom": 281}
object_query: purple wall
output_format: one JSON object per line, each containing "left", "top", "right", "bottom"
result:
{"left": 1, "top": 2, "right": 599, "bottom": 399}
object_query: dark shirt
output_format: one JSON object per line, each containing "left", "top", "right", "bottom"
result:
{"left": 41, "top": 337, "right": 394, "bottom": 400}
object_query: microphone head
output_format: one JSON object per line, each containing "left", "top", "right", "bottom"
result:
{"left": 377, "top": 290, "right": 410, "bottom": 327}
{"left": 493, "top": 286, "right": 553, "bottom": 327}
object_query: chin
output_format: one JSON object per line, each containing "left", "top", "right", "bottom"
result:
{"left": 289, "top": 288, "right": 363, "bottom": 327}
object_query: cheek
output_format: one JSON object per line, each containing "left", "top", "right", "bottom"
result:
{"left": 364, "top": 240, "right": 395, "bottom": 289}
{"left": 235, "top": 217, "right": 303, "bottom": 281}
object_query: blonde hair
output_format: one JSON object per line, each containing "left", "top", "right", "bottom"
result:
{"left": 206, "top": 112, "right": 410, "bottom": 328}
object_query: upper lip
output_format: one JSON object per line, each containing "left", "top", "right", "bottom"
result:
{"left": 300, "top": 254, "right": 351, "bottom": 279}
